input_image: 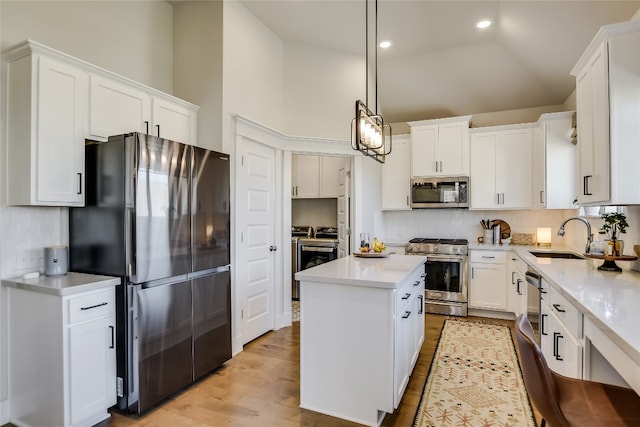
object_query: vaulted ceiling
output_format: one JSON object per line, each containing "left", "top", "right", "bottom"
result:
{"left": 240, "top": 0, "right": 640, "bottom": 123}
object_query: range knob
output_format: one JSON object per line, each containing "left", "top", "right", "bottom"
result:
{"left": 433, "top": 246, "right": 439, "bottom": 252}
{"left": 452, "top": 247, "right": 458, "bottom": 253}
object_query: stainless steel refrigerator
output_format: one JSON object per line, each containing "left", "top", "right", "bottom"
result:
{"left": 69, "top": 132, "right": 231, "bottom": 413}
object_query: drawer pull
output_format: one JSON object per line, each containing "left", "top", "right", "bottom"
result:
{"left": 80, "top": 302, "right": 108, "bottom": 311}
{"left": 552, "top": 303, "right": 566, "bottom": 313}
{"left": 402, "top": 293, "right": 411, "bottom": 300}
{"left": 553, "top": 332, "right": 564, "bottom": 361}
{"left": 109, "top": 325, "right": 115, "bottom": 349}
{"left": 402, "top": 311, "right": 411, "bottom": 319}
{"left": 413, "top": 280, "right": 420, "bottom": 287}
{"left": 482, "top": 256, "right": 496, "bottom": 259}
{"left": 418, "top": 295, "right": 423, "bottom": 314}
{"left": 541, "top": 314, "right": 548, "bottom": 336}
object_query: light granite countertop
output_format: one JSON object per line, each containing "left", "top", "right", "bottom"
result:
{"left": 2, "top": 271, "right": 120, "bottom": 296}
{"left": 295, "top": 254, "right": 426, "bottom": 289}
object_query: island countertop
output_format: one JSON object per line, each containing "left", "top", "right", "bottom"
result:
{"left": 295, "top": 254, "right": 426, "bottom": 289}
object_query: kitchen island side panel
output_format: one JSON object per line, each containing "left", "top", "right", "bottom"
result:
{"left": 299, "top": 280, "right": 395, "bottom": 427}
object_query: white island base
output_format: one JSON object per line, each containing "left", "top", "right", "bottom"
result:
{"left": 297, "top": 255, "right": 426, "bottom": 426}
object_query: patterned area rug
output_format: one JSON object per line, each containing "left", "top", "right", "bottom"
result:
{"left": 414, "top": 319, "right": 536, "bottom": 427}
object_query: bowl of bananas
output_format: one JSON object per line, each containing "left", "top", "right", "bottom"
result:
{"left": 355, "top": 237, "right": 388, "bottom": 257}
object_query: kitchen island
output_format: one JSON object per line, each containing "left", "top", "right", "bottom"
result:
{"left": 296, "top": 254, "right": 426, "bottom": 427}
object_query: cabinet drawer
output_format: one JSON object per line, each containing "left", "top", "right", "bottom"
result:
{"left": 470, "top": 250, "right": 507, "bottom": 264}
{"left": 545, "top": 284, "right": 582, "bottom": 338}
{"left": 396, "top": 269, "right": 424, "bottom": 313}
{"left": 68, "top": 288, "right": 114, "bottom": 324}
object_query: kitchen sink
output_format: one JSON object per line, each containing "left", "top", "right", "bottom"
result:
{"left": 528, "top": 251, "right": 584, "bottom": 260}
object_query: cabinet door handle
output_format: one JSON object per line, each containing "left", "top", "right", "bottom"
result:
{"left": 418, "top": 295, "right": 423, "bottom": 314}
{"left": 434, "top": 161, "right": 439, "bottom": 172}
{"left": 552, "top": 303, "right": 565, "bottom": 313}
{"left": 511, "top": 271, "right": 516, "bottom": 284}
{"left": 402, "top": 311, "right": 412, "bottom": 319}
{"left": 156, "top": 124, "right": 160, "bottom": 138}
{"left": 109, "top": 325, "right": 115, "bottom": 349}
{"left": 496, "top": 193, "right": 500, "bottom": 204}
{"left": 406, "top": 195, "right": 409, "bottom": 206}
{"left": 500, "top": 193, "right": 505, "bottom": 204}
{"left": 516, "top": 279, "right": 522, "bottom": 295}
{"left": 80, "top": 302, "right": 108, "bottom": 311}
{"left": 77, "top": 173, "right": 82, "bottom": 195}
{"left": 541, "top": 314, "right": 548, "bottom": 336}
{"left": 553, "top": 332, "right": 564, "bottom": 361}
{"left": 144, "top": 120, "right": 149, "bottom": 134}
{"left": 584, "top": 175, "right": 593, "bottom": 196}
{"left": 402, "top": 293, "right": 411, "bottom": 300}
{"left": 471, "top": 267, "right": 474, "bottom": 279}
{"left": 439, "top": 161, "right": 443, "bottom": 172}
{"left": 540, "top": 190, "right": 544, "bottom": 204}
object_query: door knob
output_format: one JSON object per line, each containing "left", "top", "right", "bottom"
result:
{"left": 269, "top": 245, "right": 277, "bottom": 252}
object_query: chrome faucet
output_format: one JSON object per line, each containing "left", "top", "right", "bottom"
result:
{"left": 557, "top": 216, "right": 593, "bottom": 254}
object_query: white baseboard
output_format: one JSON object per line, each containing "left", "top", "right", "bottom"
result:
{"left": 468, "top": 308, "right": 515, "bottom": 321}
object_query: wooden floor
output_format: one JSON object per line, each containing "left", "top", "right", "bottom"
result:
{"left": 103, "top": 314, "right": 540, "bottom": 427}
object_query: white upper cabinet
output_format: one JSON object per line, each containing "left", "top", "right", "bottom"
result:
{"left": 292, "top": 154, "right": 344, "bottom": 198}
{"left": 571, "top": 21, "right": 640, "bottom": 205}
{"left": 3, "top": 40, "right": 199, "bottom": 206}
{"left": 470, "top": 124, "right": 534, "bottom": 209}
{"left": 409, "top": 116, "right": 471, "bottom": 177}
{"left": 532, "top": 112, "right": 578, "bottom": 209}
{"left": 382, "top": 135, "right": 411, "bottom": 210}
{"left": 89, "top": 74, "right": 151, "bottom": 138}
{"left": 4, "top": 42, "right": 88, "bottom": 206}
{"left": 89, "top": 73, "right": 198, "bottom": 145}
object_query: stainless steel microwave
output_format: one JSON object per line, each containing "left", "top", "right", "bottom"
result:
{"left": 410, "top": 176, "right": 469, "bottom": 208}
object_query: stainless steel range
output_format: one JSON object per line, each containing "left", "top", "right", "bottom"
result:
{"left": 406, "top": 238, "right": 469, "bottom": 317}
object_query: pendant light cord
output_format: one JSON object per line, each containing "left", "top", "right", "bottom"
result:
{"left": 364, "top": 0, "right": 379, "bottom": 115}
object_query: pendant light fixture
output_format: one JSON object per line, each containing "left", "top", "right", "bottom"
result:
{"left": 351, "top": 0, "right": 391, "bottom": 163}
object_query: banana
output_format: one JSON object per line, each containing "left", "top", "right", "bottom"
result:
{"left": 372, "top": 237, "right": 386, "bottom": 253}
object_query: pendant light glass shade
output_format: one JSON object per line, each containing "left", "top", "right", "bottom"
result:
{"left": 351, "top": 100, "right": 391, "bottom": 163}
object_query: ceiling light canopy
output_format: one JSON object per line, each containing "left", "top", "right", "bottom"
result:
{"left": 351, "top": 0, "right": 391, "bottom": 164}
{"left": 476, "top": 19, "right": 492, "bottom": 29}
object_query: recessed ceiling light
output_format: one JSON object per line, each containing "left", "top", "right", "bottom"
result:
{"left": 476, "top": 19, "right": 492, "bottom": 29}
{"left": 379, "top": 40, "right": 392, "bottom": 49}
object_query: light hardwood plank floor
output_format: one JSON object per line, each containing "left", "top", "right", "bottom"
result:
{"left": 100, "top": 314, "right": 540, "bottom": 427}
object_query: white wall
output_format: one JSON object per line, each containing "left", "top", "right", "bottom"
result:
{"left": 283, "top": 42, "right": 364, "bottom": 140}
{"left": 173, "top": 1, "right": 224, "bottom": 152}
{"left": 0, "top": 0, "right": 174, "bottom": 93}
{"left": 222, "top": 0, "right": 284, "bottom": 156}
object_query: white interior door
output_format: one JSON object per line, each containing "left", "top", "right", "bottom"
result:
{"left": 337, "top": 158, "right": 351, "bottom": 257}
{"left": 239, "top": 139, "right": 276, "bottom": 344}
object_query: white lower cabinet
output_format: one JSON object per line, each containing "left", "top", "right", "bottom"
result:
{"left": 507, "top": 253, "right": 527, "bottom": 316}
{"left": 299, "top": 260, "right": 425, "bottom": 426}
{"left": 540, "top": 279, "right": 583, "bottom": 379}
{"left": 6, "top": 285, "right": 117, "bottom": 427}
{"left": 469, "top": 250, "right": 507, "bottom": 310}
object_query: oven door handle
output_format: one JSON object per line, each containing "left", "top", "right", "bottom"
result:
{"left": 426, "top": 255, "right": 466, "bottom": 262}
{"left": 301, "top": 246, "right": 336, "bottom": 253}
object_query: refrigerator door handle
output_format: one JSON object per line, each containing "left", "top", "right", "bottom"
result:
{"left": 188, "top": 265, "right": 231, "bottom": 279}
{"left": 126, "top": 208, "right": 136, "bottom": 278}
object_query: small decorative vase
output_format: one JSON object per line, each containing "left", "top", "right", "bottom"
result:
{"left": 607, "top": 239, "right": 624, "bottom": 257}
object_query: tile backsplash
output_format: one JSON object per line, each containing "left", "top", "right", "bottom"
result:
{"left": 0, "top": 206, "right": 68, "bottom": 279}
